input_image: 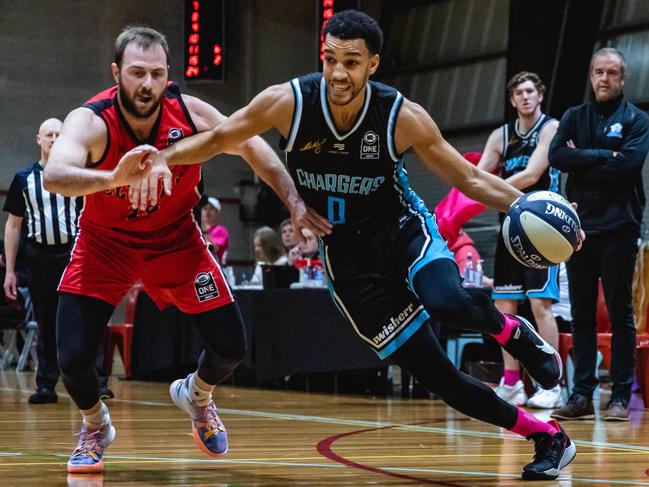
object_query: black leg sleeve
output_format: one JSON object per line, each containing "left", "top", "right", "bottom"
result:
{"left": 412, "top": 259, "right": 504, "bottom": 334}
{"left": 391, "top": 323, "right": 518, "bottom": 429}
{"left": 56, "top": 293, "right": 115, "bottom": 410}
{"left": 188, "top": 302, "right": 248, "bottom": 385}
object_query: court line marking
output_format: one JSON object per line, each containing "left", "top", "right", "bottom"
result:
{"left": 317, "top": 423, "right": 649, "bottom": 486}
{"left": 1, "top": 455, "right": 646, "bottom": 485}
{"left": 2, "top": 386, "right": 649, "bottom": 454}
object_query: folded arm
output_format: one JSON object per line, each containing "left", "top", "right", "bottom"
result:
{"left": 549, "top": 109, "right": 612, "bottom": 171}
{"left": 580, "top": 113, "right": 649, "bottom": 184}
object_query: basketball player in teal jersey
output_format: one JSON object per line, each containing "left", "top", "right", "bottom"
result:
{"left": 478, "top": 72, "right": 563, "bottom": 409}
{"left": 133, "top": 11, "right": 576, "bottom": 480}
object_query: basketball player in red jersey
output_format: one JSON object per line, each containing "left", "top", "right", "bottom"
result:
{"left": 44, "top": 26, "right": 332, "bottom": 474}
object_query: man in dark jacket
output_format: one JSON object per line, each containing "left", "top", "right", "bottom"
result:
{"left": 549, "top": 47, "right": 649, "bottom": 421}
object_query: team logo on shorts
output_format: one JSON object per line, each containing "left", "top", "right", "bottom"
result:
{"left": 360, "top": 130, "right": 380, "bottom": 159}
{"left": 194, "top": 272, "right": 219, "bottom": 302}
{"left": 167, "top": 128, "right": 184, "bottom": 146}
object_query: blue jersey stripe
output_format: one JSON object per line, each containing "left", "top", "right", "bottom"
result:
{"left": 285, "top": 78, "right": 303, "bottom": 152}
{"left": 387, "top": 92, "right": 404, "bottom": 162}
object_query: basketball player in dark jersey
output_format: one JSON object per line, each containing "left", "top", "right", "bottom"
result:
{"left": 43, "top": 27, "right": 330, "bottom": 474}
{"left": 139, "top": 11, "right": 577, "bottom": 480}
{"left": 478, "top": 72, "right": 563, "bottom": 410}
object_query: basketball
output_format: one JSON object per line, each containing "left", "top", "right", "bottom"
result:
{"left": 502, "top": 191, "right": 581, "bottom": 269}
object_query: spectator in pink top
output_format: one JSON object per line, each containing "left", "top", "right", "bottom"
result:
{"left": 201, "top": 196, "right": 229, "bottom": 265}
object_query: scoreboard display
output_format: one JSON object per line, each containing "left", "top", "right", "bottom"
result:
{"left": 184, "top": 0, "right": 225, "bottom": 81}
{"left": 317, "top": 0, "right": 360, "bottom": 68}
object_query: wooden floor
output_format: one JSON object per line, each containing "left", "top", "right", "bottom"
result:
{"left": 1, "top": 372, "right": 649, "bottom": 486}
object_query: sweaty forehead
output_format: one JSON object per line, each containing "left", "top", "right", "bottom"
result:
{"left": 324, "top": 35, "right": 368, "bottom": 56}
{"left": 121, "top": 43, "right": 167, "bottom": 68}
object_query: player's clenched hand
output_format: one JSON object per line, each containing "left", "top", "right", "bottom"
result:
{"left": 290, "top": 202, "right": 333, "bottom": 243}
{"left": 112, "top": 145, "right": 157, "bottom": 189}
{"left": 128, "top": 150, "right": 173, "bottom": 211}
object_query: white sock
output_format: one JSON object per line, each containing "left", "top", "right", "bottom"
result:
{"left": 82, "top": 402, "right": 109, "bottom": 429}
{"left": 188, "top": 373, "right": 213, "bottom": 407}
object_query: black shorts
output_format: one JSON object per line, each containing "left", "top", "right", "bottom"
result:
{"left": 492, "top": 235, "right": 559, "bottom": 302}
{"left": 320, "top": 210, "right": 454, "bottom": 359}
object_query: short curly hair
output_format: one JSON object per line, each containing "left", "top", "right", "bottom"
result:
{"left": 506, "top": 71, "right": 545, "bottom": 98}
{"left": 322, "top": 10, "right": 383, "bottom": 55}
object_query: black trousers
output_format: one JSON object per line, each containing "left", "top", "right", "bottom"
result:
{"left": 566, "top": 227, "right": 639, "bottom": 401}
{"left": 23, "top": 241, "right": 107, "bottom": 391}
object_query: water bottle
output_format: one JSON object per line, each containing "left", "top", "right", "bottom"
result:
{"left": 463, "top": 252, "right": 475, "bottom": 287}
{"left": 314, "top": 265, "right": 323, "bottom": 287}
{"left": 223, "top": 266, "right": 236, "bottom": 287}
{"left": 474, "top": 259, "right": 484, "bottom": 288}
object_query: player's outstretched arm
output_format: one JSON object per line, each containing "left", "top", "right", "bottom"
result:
{"left": 160, "top": 84, "right": 290, "bottom": 167}
{"left": 182, "top": 88, "right": 332, "bottom": 238}
{"left": 395, "top": 99, "right": 521, "bottom": 212}
{"left": 44, "top": 108, "right": 154, "bottom": 196}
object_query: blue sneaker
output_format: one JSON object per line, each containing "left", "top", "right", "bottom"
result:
{"left": 170, "top": 375, "right": 228, "bottom": 456}
{"left": 67, "top": 416, "right": 115, "bottom": 473}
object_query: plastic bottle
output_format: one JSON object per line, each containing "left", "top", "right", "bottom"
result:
{"left": 474, "top": 259, "right": 484, "bottom": 287}
{"left": 314, "top": 265, "right": 323, "bottom": 287}
{"left": 463, "top": 252, "right": 475, "bottom": 287}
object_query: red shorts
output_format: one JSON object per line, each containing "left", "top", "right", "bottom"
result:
{"left": 59, "top": 216, "right": 233, "bottom": 314}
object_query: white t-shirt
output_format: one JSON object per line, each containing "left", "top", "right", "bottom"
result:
{"left": 250, "top": 255, "right": 289, "bottom": 284}
{"left": 552, "top": 262, "right": 572, "bottom": 321}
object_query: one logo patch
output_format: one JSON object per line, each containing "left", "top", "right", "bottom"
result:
{"left": 607, "top": 123, "right": 623, "bottom": 138}
{"left": 360, "top": 130, "right": 380, "bottom": 159}
{"left": 194, "top": 272, "right": 219, "bottom": 302}
{"left": 168, "top": 128, "right": 184, "bottom": 146}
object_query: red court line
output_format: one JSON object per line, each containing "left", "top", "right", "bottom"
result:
{"left": 316, "top": 419, "right": 469, "bottom": 486}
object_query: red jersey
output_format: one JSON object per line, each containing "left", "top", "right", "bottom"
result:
{"left": 81, "top": 82, "right": 200, "bottom": 233}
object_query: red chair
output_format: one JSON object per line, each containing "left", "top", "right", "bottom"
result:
{"left": 104, "top": 282, "right": 142, "bottom": 379}
{"left": 558, "top": 278, "right": 649, "bottom": 405}
{"left": 596, "top": 280, "right": 611, "bottom": 333}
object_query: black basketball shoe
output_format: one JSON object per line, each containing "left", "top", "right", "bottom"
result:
{"left": 502, "top": 315, "right": 562, "bottom": 390}
{"left": 522, "top": 420, "right": 576, "bottom": 480}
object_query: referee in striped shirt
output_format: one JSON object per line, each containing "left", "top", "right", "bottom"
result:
{"left": 3, "top": 118, "right": 111, "bottom": 403}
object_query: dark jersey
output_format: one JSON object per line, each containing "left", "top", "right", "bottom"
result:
{"left": 282, "top": 73, "right": 429, "bottom": 232}
{"left": 501, "top": 113, "right": 559, "bottom": 193}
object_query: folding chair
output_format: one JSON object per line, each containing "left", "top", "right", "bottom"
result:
{"left": 16, "top": 288, "right": 38, "bottom": 371}
{"left": 0, "top": 287, "right": 31, "bottom": 370}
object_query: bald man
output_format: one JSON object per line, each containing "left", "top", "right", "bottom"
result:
{"left": 3, "top": 119, "right": 111, "bottom": 403}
